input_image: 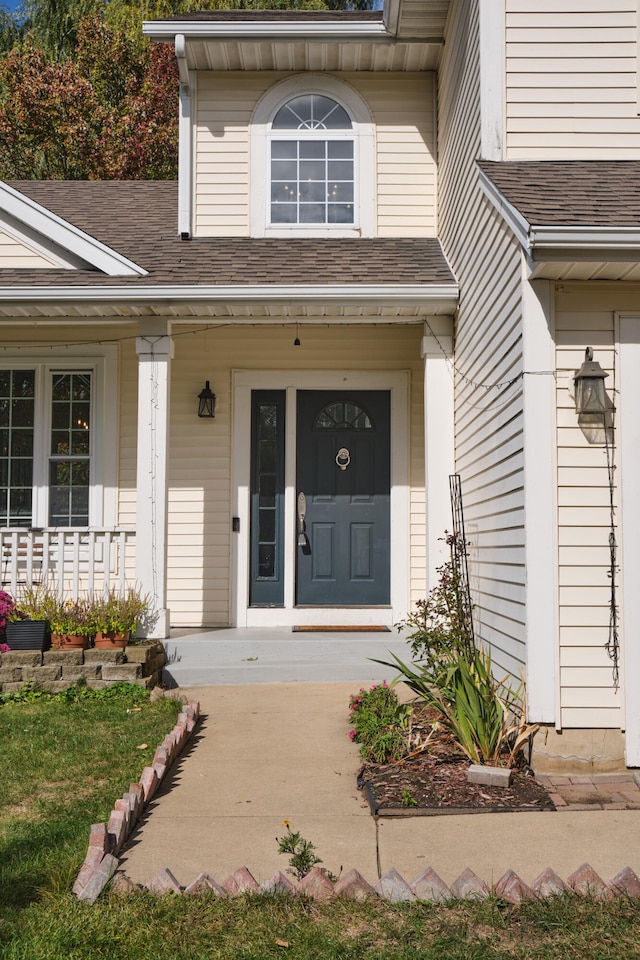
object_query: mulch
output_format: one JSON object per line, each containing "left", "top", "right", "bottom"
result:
{"left": 357, "top": 704, "right": 555, "bottom": 817}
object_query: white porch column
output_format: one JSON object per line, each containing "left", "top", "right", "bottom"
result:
{"left": 522, "top": 275, "right": 558, "bottom": 724}
{"left": 135, "top": 326, "right": 173, "bottom": 638}
{"left": 422, "top": 318, "right": 455, "bottom": 591}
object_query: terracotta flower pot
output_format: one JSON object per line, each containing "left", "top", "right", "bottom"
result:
{"left": 93, "top": 631, "right": 130, "bottom": 649}
{"left": 51, "top": 633, "right": 90, "bottom": 650}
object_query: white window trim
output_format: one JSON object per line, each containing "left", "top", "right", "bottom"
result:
{"left": 0, "top": 346, "right": 118, "bottom": 529}
{"left": 250, "top": 75, "right": 376, "bottom": 239}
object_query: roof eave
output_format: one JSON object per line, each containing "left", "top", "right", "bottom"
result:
{"left": 0, "top": 282, "right": 460, "bottom": 310}
{"left": 143, "top": 20, "right": 393, "bottom": 43}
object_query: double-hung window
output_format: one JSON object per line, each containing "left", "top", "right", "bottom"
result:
{"left": 0, "top": 351, "right": 116, "bottom": 529}
{"left": 269, "top": 94, "right": 355, "bottom": 227}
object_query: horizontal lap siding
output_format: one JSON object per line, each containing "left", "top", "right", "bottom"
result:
{"left": 194, "top": 72, "right": 436, "bottom": 237}
{"left": 505, "top": 1, "right": 640, "bottom": 158}
{"left": 439, "top": 0, "right": 526, "bottom": 681}
{"left": 167, "top": 324, "right": 425, "bottom": 626}
{"left": 0, "top": 231, "right": 55, "bottom": 268}
{"left": 555, "top": 286, "right": 625, "bottom": 727}
{"left": 195, "top": 73, "right": 277, "bottom": 236}
{"left": 346, "top": 73, "right": 436, "bottom": 237}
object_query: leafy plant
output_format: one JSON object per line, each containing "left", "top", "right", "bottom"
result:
{"left": 375, "top": 648, "right": 538, "bottom": 768}
{"left": 396, "top": 533, "right": 474, "bottom": 673}
{"left": 49, "top": 597, "right": 92, "bottom": 636}
{"left": 8, "top": 583, "right": 59, "bottom": 623}
{"left": 87, "top": 587, "right": 148, "bottom": 637}
{"left": 276, "top": 821, "right": 322, "bottom": 880}
{"left": 401, "top": 788, "right": 417, "bottom": 808}
{"left": 348, "top": 681, "right": 411, "bottom": 763}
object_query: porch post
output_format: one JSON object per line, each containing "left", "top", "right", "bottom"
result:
{"left": 422, "top": 318, "right": 455, "bottom": 592}
{"left": 135, "top": 326, "right": 173, "bottom": 638}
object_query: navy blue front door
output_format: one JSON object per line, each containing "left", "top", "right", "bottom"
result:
{"left": 296, "top": 390, "right": 390, "bottom": 606}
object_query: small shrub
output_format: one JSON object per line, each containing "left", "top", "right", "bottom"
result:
{"left": 276, "top": 821, "right": 322, "bottom": 880}
{"left": 396, "top": 533, "right": 474, "bottom": 673}
{"left": 348, "top": 682, "right": 411, "bottom": 763}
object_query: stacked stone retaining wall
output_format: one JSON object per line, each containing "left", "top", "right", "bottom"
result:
{"left": 0, "top": 640, "right": 164, "bottom": 693}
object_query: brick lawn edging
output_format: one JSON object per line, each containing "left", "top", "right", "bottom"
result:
{"left": 0, "top": 641, "right": 165, "bottom": 694}
{"left": 107, "top": 862, "right": 640, "bottom": 905}
{"left": 73, "top": 691, "right": 200, "bottom": 904}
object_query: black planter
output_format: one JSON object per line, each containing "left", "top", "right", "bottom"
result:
{"left": 5, "top": 620, "right": 51, "bottom": 652}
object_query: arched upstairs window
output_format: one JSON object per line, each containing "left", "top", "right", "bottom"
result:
{"left": 251, "top": 77, "right": 375, "bottom": 238}
{"left": 270, "top": 95, "right": 355, "bottom": 226}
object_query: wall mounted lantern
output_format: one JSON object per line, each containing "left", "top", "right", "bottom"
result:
{"left": 573, "top": 347, "right": 608, "bottom": 416}
{"left": 197, "top": 381, "right": 216, "bottom": 418}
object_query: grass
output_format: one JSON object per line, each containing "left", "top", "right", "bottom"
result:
{"left": 1, "top": 686, "right": 640, "bottom": 960}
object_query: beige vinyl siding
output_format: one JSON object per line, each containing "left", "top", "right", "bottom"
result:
{"left": 166, "top": 323, "right": 425, "bottom": 626}
{"left": 0, "top": 231, "right": 57, "bottom": 268}
{"left": 194, "top": 71, "right": 436, "bottom": 238}
{"left": 505, "top": 1, "right": 640, "bottom": 158}
{"left": 348, "top": 73, "right": 436, "bottom": 236}
{"left": 555, "top": 285, "right": 626, "bottom": 728}
{"left": 439, "top": 0, "right": 526, "bottom": 680}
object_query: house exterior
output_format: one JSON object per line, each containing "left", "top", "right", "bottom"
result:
{"left": 1, "top": 0, "right": 639, "bottom": 769}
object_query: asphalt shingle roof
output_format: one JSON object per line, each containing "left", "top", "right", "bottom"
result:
{"left": 153, "top": 10, "right": 384, "bottom": 22}
{"left": 478, "top": 160, "right": 640, "bottom": 227}
{"left": 2, "top": 181, "right": 454, "bottom": 289}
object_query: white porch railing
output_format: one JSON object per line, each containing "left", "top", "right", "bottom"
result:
{"left": 0, "top": 528, "right": 137, "bottom": 599}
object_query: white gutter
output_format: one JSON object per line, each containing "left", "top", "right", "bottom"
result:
{"left": 478, "top": 166, "right": 640, "bottom": 253}
{"left": 175, "top": 34, "right": 190, "bottom": 87}
{"left": 0, "top": 283, "right": 459, "bottom": 304}
{"left": 0, "top": 182, "right": 147, "bottom": 278}
{"left": 143, "top": 20, "right": 392, "bottom": 42}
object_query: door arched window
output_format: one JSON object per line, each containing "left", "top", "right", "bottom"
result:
{"left": 269, "top": 95, "right": 355, "bottom": 226}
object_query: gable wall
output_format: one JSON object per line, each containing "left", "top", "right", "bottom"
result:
{"left": 505, "top": 0, "right": 640, "bottom": 159}
{"left": 193, "top": 71, "right": 436, "bottom": 237}
{"left": 0, "top": 230, "right": 57, "bottom": 268}
{"left": 439, "top": 0, "right": 527, "bottom": 680}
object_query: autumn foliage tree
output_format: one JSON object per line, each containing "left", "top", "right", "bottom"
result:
{"left": 0, "top": 16, "right": 178, "bottom": 179}
{"left": 0, "top": 0, "right": 375, "bottom": 180}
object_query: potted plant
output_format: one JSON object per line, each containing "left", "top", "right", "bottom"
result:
{"left": 4, "top": 585, "right": 55, "bottom": 652}
{"left": 89, "top": 587, "right": 147, "bottom": 649}
{"left": 50, "top": 597, "right": 92, "bottom": 650}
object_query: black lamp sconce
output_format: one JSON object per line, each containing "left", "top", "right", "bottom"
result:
{"left": 573, "top": 347, "right": 608, "bottom": 415}
{"left": 197, "top": 381, "right": 216, "bottom": 418}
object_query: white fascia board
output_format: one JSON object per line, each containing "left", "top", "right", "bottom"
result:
{"left": 0, "top": 181, "right": 147, "bottom": 278}
{"left": 530, "top": 226, "right": 640, "bottom": 250}
{"left": 383, "top": 0, "right": 401, "bottom": 36}
{"left": 0, "top": 283, "right": 459, "bottom": 306}
{"left": 143, "top": 20, "right": 391, "bottom": 42}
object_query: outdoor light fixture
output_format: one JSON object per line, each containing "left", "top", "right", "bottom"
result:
{"left": 573, "top": 347, "right": 608, "bottom": 416}
{"left": 197, "top": 381, "right": 216, "bottom": 418}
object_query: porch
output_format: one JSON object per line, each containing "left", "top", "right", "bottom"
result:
{"left": 162, "top": 626, "right": 410, "bottom": 686}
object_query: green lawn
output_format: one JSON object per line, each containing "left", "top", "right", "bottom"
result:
{"left": 1, "top": 686, "right": 640, "bottom": 960}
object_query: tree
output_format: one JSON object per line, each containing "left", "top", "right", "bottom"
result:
{"left": 0, "top": 17, "right": 178, "bottom": 178}
{"left": 0, "top": 0, "right": 377, "bottom": 180}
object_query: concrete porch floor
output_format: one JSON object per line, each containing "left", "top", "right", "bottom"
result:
{"left": 162, "top": 626, "right": 411, "bottom": 687}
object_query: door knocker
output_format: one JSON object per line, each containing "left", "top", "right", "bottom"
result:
{"left": 335, "top": 447, "right": 351, "bottom": 471}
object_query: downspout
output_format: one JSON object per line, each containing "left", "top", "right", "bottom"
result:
{"left": 175, "top": 34, "right": 192, "bottom": 239}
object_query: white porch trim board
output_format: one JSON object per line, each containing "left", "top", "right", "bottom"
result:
{"left": 618, "top": 315, "right": 640, "bottom": 766}
{"left": 479, "top": 0, "right": 505, "bottom": 162}
{"left": 231, "top": 369, "right": 410, "bottom": 628}
{"left": 135, "top": 330, "right": 173, "bottom": 638}
{"left": 421, "top": 318, "right": 454, "bottom": 590}
{"left": 522, "top": 274, "right": 558, "bottom": 724}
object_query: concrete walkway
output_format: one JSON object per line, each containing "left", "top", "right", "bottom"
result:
{"left": 120, "top": 681, "right": 640, "bottom": 890}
